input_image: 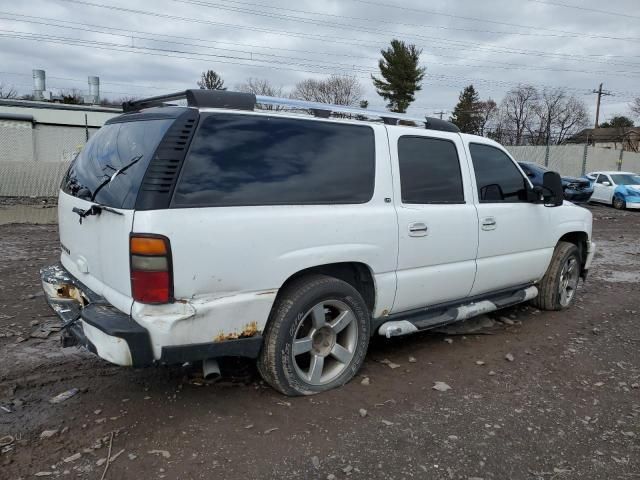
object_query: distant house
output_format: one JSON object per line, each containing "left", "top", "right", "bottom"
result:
{"left": 567, "top": 127, "right": 640, "bottom": 152}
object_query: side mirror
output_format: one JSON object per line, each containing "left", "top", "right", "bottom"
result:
{"left": 602, "top": 181, "right": 611, "bottom": 186}
{"left": 542, "top": 171, "right": 564, "bottom": 207}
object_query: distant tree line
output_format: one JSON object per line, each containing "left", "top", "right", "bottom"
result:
{"left": 449, "top": 84, "right": 596, "bottom": 145}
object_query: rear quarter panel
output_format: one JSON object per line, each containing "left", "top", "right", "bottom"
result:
{"left": 131, "top": 123, "right": 398, "bottom": 351}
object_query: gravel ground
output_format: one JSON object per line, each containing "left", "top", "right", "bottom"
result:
{"left": 0, "top": 203, "right": 638, "bottom": 480}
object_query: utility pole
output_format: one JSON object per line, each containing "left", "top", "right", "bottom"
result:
{"left": 434, "top": 110, "right": 447, "bottom": 120}
{"left": 591, "top": 83, "right": 612, "bottom": 128}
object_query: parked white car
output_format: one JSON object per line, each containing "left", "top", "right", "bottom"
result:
{"left": 41, "top": 90, "right": 595, "bottom": 395}
{"left": 586, "top": 171, "right": 640, "bottom": 210}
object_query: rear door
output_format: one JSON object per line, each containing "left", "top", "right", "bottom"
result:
{"left": 58, "top": 117, "right": 175, "bottom": 313}
{"left": 388, "top": 128, "right": 478, "bottom": 313}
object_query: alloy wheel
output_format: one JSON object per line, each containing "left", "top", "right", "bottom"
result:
{"left": 291, "top": 300, "right": 358, "bottom": 386}
{"left": 558, "top": 256, "right": 580, "bottom": 307}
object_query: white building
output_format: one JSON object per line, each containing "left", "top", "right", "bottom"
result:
{"left": 0, "top": 99, "right": 120, "bottom": 164}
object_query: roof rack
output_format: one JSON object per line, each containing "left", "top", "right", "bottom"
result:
{"left": 122, "top": 89, "right": 459, "bottom": 133}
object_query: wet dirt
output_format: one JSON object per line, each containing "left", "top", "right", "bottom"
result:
{"left": 0, "top": 204, "right": 638, "bottom": 479}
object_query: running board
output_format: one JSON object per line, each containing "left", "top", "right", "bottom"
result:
{"left": 378, "top": 286, "right": 538, "bottom": 338}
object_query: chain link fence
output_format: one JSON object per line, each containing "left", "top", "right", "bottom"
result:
{"left": 0, "top": 161, "right": 71, "bottom": 197}
{"left": 0, "top": 120, "right": 92, "bottom": 197}
{"left": 506, "top": 145, "right": 640, "bottom": 177}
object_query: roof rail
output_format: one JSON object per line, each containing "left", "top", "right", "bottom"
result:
{"left": 255, "top": 96, "right": 459, "bottom": 132}
{"left": 122, "top": 89, "right": 459, "bottom": 133}
{"left": 122, "top": 90, "right": 256, "bottom": 113}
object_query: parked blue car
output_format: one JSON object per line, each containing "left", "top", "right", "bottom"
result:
{"left": 518, "top": 162, "right": 593, "bottom": 203}
{"left": 585, "top": 171, "right": 640, "bottom": 210}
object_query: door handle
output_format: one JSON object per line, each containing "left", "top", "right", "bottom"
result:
{"left": 408, "top": 222, "right": 428, "bottom": 237}
{"left": 481, "top": 217, "right": 497, "bottom": 230}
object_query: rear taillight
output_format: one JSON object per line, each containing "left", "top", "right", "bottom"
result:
{"left": 130, "top": 234, "right": 173, "bottom": 304}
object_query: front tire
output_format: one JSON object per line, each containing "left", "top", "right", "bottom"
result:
{"left": 258, "top": 275, "right": 370, "bottom": 396}
{"left": 531, "top": 241, "right": 581, "bottom": 311}
{"left": 613, "top": 195, "right": 626, "bottom": 210}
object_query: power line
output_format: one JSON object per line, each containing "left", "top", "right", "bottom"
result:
{"left": 3, "top": 11, "right": 639, "bottom": 73}
{"left": 2, "top": 30, "right": 638, "bottom": 105}
{"left": 527, "top": 0, "right": 640, "bottom": 20}
{"left": 5, "top": 15, "right": 640, "bottom": 80}
{"left": 348, "top": 0, "right": 640, "bottom": 42}
{"left": 18, "top": 4, "right": 640, "bottom": 66}
{"left": 174, "top": 0, "right": 627, "bottom": 41}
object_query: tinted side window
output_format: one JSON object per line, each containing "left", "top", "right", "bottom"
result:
{"left": 173, "top": 114, "right": 375, "bottom": 207}
{"left": 398, "top": 136, "right": 464, "bottom": 204}
{"left": 596, "top": 174, "right": 609, "bottom": 184}
{"left": 469, "top": 143, "right": 528, "bottom": 203}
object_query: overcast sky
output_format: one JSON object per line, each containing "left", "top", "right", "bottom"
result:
{"left": 1, "top": 0, "right": 638, "bottom": 123}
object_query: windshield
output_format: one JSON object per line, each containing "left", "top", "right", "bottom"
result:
{"left": 61, "top": 119, "right": 174, "bottom": 208}
{"left": 610, "top": 174, "right": 640, "bottom": 185}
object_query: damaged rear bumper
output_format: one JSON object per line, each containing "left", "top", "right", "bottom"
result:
{"left": 40, "top": 263, "right": 154, "bottom": 367}
{"left": 40, "top": 263, "right": 263, "bottom": 367}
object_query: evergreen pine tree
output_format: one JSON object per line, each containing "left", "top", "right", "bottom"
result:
{"left": 372, "top": 39, "right": 425, "bottom": 113}
{"left": 450, "top": 85, "right": 481, "bottom": 134}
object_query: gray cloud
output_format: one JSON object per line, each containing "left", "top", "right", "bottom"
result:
{"left": 0, "top": 0, "right": 638, "bottom": 122}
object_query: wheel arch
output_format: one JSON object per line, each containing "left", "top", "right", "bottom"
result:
{"left": 276, "top": 262, "right": 377, "bottom": 315}
{"left": 558, "top": 231, "right": 588, "bottom": 276}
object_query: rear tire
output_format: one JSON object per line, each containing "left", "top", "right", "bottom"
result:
{"left": 613, "top": 195, "right": 626, "bottom": 210}
{"left": 258, "top": 275, "right": 370, "bottom": 396}
{"left": 531, "top": 241, "right": 581, "bottom": 311}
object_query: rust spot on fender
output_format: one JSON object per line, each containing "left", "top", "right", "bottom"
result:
{"left": 214, "top": 321, "right": 259, "bottom": 342}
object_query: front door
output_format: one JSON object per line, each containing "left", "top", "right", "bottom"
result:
{"left": 389, "top": 129, "right": 478, "bottom": 313}
{"left": 592, "top": 173, "right": 615, "bottom": 203}
{"left": 465, "top": 142, "right": 553, "bottom": 296}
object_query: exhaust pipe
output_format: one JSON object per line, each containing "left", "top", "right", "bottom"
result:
{"left": 203, "top": 359, "right": 221, "bottom": 380}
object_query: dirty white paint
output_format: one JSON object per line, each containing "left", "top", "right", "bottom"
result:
{"left": 82, "top": 321, "right": 133, "bottom": 366}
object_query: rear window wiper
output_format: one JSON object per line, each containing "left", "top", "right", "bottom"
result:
{"left": 72, "top": 204, "right": 124, "bottom": 224}
{"left": 90, "top": 154, "right": 143, "bottom": 203}
{"left": 71, "top": 154, "right": 143, "bottom": 224}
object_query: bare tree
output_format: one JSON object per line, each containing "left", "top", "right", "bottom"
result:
{"left": 476, "top": 98, "right": 498, "bottom": 137}
{"left": 0, "top": 83, "right": 18, "bottom": 99}
{"left": 630, "top": 97, "right": 640, "bottom": 118}
{"left": 236, "top": 78, "right": 285, "bottom": 110}
{"left": 501, "top": 84, "right": 539, "bottom": 145}
{"left": 529, "top": 88, "right": 589, "bottom": 145}
{"left": 531, "top": 87, "right": 567, "bottom": 145}
{"left": 292, "top": 75, "right": 363, "bottom": 106}
{"left": 553, "top": 96, "right": 589, "bottom": 144}
{"left": 236, "top": 77, "right": 283, "bottom": 97}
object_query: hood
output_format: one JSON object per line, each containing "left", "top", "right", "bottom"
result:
{"left": 562, "top": 176, "right": 590, "bottom": 187}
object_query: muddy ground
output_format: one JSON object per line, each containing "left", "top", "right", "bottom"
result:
{"left": 0, "top": 204, "right": 638, "bottom": 480}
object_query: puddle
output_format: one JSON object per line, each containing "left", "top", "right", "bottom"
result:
{"left": 0, "top": 205, "right": 57, "bottom": 225}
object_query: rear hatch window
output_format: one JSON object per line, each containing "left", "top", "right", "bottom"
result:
{"left": 62, "top": 119, "right": 174, "bottom": 209}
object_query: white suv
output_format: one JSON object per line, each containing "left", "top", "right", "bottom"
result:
{"left": 41, "top": 90, "right": 595, "bottom": 395}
